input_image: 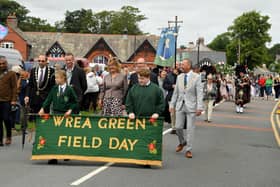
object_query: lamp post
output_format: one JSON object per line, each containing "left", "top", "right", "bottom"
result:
{"left": 197, "top": 38, "right": 200, "bottom": 65}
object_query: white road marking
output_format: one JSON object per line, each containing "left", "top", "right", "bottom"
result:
{"left": 70, "top": 162, "right": 114, "bottom": 186}
{"left": 70, "top": 128, "right": 172, "bottom": 186}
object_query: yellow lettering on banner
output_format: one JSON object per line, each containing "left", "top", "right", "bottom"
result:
{"left": 98, "top": 118, "right": 107, "bottom": 128}
{"left": 82, "top": 118, "right": 92, "bottom": 129}
{"left": 82, "top": 137, "right": 90, "bottom": 148}
{"left": 128, "top": 139, "right": 138, "bottom": 151}
{"left": 126, "top": 119, "right": 134, "bottom": 130}
{"left": 73, "top": 136, "right": 82, "bottom": 148}
{"left": 74, "top": 117, "right": 81, "bottom": 128}
{"left": 65, "top": 117, "right": 73, "bottom": 128}
{"left": 67, "top": 136, "right": 72, "bottom": 147}
{"left": 109, "top": 118, "right": 117, "bottom": 128}
{"left": 109, "top": 137, "right": 119, "bottom": 149}
{"left": 117, "top": 118, "right": 125, "bottom": 129}
{"left": 91, "top": 137, "right": 102, "bottom": 148}
{"left": 118, "top": 139, "right": 129, "bottom": 151}
{"left": 53, "top": 116, "right": 64, "bottom": 127}
{"left": 58, "top": 136, "right": 67, "bottom": 146}
{"left": 136, "top": 119, "right": 145, "bottom": 130}
{"left": 97, "top": 117, "right": 147, "bottom": 130}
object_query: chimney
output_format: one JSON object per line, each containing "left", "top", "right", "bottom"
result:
{"left": 6, "top": 13, "right": 18, "bottom": 28}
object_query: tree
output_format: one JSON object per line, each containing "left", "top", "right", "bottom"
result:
{"left": 94, "top": 10, "right": 114, "bottom": 34}
{"left": 19, "top": 16, "right": 56, "bottom": 32}
{"left": 0, "top": 0, "right": 56, "bottom": 32}
{"left": 59, "top": 6, "right": 146, "bottom": 34}
{"left": 109, "top": 6, "right": 146, "bottom": 34}
{"left": 268, "top": 43, "right": 280, "bottom": 61}
{"left": 62, "top": 9, "right": 98, "bottom": 33}
{"left": 226, "top": 11, "right": 271, "bottom": 69}
{"left": 0, "top": 0, "right": 29, "bottom": 25}
{"left": 207, "top": 32, "right": 231, "bottom": 51}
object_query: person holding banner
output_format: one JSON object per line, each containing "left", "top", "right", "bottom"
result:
{"left": 169, "top": 58, "right": 204, "bottom": 158}
{"left": 38, "top": 70, "right": 78, "bottom": 164}
{"left": 98, "top": 57, "right": 128, "bottom": 116}
{"left": 125, "top": 68, "right": 165, "bottom": 121}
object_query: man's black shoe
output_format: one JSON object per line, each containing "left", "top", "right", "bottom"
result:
{"left": 143, "top": 165, "right": 151, "bottom": 168}
{"left": 170, "top": 129, "right": 176, "bottom": 134}
{"left": 48, "top": 159, "right": 58, "bottom": 164}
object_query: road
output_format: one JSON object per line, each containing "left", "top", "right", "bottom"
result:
{"left": 1, "top": 99, "right": 280, "bottom": 187}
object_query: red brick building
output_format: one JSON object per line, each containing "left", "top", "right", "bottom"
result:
{"left": 1, "top": 15, "right": 159, "bottom": 66}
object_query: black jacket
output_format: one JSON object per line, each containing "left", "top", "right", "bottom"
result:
{"left": 128, "top": 71, "right": 159, "bottom": 90}
{"left": 163, "top": 72, "right": 177, "bottom": 101}
{"left": 67, "top": 65, "right": 87, "bottom": 105}
{"left": 25, "top": 66, "right": 55, "bottom": 112}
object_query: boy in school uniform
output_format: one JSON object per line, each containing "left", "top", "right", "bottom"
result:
{"left": 125, "top": 68, "right": 165, "bottom": 120}
{"left": 38, "top": 70, "right": 78, "bottom": 164}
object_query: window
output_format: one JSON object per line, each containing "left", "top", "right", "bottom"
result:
{"left": 0, "top": 42, "right": 14, "bottom": 49}
{"left": 93, "top": 55, "right": 108, "bottom": 64}
{"left": 46, "top": 42, "right": 65, "bottom": 58}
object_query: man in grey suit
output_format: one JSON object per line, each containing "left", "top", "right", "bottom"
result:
{"left": 169, "top": 58, "right": 204, "bottom": 158}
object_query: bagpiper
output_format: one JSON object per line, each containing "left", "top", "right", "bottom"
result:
{"left": 235, "top": 65, "right": 250, "bottom": 113}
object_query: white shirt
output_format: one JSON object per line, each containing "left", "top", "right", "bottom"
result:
{"left": 59, "top": 83, "right": 67, "bottom": 93}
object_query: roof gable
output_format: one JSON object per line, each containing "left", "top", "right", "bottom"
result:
{"left": 84, "top": 37, "right": 118, "bottom": 58}
{"left": 127, "top": 39, "right": 156, "bottom": 61}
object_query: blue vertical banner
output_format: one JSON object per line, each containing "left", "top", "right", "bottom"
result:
{"left": 154, "top": 27, "right": 177, "bottom": 67}
{"left": 0, "top": 24, "right": 8, "bottom": 39}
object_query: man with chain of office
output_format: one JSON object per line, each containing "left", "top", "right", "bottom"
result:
{"left": 24, "top": 55, "right": 55, "bottom": 115}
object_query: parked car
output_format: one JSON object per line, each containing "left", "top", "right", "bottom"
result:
{"left": 0, "top": 48, "right": 23, "bottom": 69}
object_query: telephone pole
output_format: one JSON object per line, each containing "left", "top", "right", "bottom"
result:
{"left": 168, "top": 16, "right": 183, "bottom": 67}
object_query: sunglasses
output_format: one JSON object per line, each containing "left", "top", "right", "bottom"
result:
{"left": 38, "top": 60, "right": 45, "bottom": 62}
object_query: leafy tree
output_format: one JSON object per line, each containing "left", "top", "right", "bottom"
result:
{"left": 109, "top": 6, "right": 146, "bottom": 34}
{"left": 226, "top": 11, "right": 271, "bottom": 69}
{"left": 19, "top": 16, "right": 56, "bottom": 32}
{"left": 94, "top": 10, "right": 114, "bottom": 34}
{"left": 0, "top": 0, "right": 29, "bottom": 25}
{"left": 0, "top": 0, "right": 56, "bottom": 32}
{"left": 268, "top": 43, "right": 280, "bottom": 61}
{"left": 62, "top": 9, "right": 98, "bottom": 33}
{"left": 59, "top": 6, "right": 146, "bottom": 34}
{"left": 207, "top": 32, "right": 231, "bottom": 51}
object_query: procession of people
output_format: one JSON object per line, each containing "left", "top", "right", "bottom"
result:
{"left": 0, "top": 53, "right": 279, "bottom": 163}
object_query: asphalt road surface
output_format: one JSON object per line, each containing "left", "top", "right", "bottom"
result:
{"left": 1, "top": 99, "right": 280, "bottom": 187}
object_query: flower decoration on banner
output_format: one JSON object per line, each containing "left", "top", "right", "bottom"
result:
{"left": 37, "top": 136, "right": 46, "bottom": 150}
{"left": 149, "top": 117, "right": 158, "bottom": 127}
{"left": 40, "top": 114, "right": 50, "bottom": 123}
{"left": 148, "top": 140, "right": 157, "bottom": 154}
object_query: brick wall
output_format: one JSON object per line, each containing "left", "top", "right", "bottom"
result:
{"left": 3, "top": 26, "right": 28, "bottom": 60}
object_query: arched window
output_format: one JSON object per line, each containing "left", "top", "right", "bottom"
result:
{"left": 93, "top": 55, "right": 108, "bottom": 64}
{"left": 0, "top": 41, "right": 14, "bottom": 49}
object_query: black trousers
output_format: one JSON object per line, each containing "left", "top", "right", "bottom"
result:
{"left": 259, "top": 86, "right": 265, "bottom": 97}
{"left": 83, "top": 92, "right": 99, "bottom": 111}
{"left": 0, "top": 102, "right": 12, "bottom": 141}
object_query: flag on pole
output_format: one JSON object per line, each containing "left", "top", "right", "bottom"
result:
{"left": 0, "top": 24, "right": 8, "bottom": 39}
{"left": 154, "top": 27, "right": 177, "bottom": 67}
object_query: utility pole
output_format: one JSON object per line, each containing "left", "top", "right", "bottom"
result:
{"left": 238, "top": 38, "right": 241, "bottom": 64}
{"left": 168, "top": 16, "right": 183, "bottom": 67}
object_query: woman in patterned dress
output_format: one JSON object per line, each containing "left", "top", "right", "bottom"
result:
{"left": 98, "top": 58, "right": 128, "bottom": 116}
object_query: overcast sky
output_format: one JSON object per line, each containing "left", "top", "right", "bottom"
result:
{"left": 15, "top": 0, "right": 280, "bottom": 47}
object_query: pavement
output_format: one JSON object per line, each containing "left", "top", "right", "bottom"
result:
{"left": 0, "top": 98, "right": 280, "bottom": 187}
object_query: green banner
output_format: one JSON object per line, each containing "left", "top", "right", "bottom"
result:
{"left": 31, "top": 115, "right": 163, "bottom": 166}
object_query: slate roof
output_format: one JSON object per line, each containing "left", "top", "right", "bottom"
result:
{"left": 178, "top": 38, "right": 226, "bottom": 65}
{"left": 23, "top": 32, "right": 159, "bottom": 62}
